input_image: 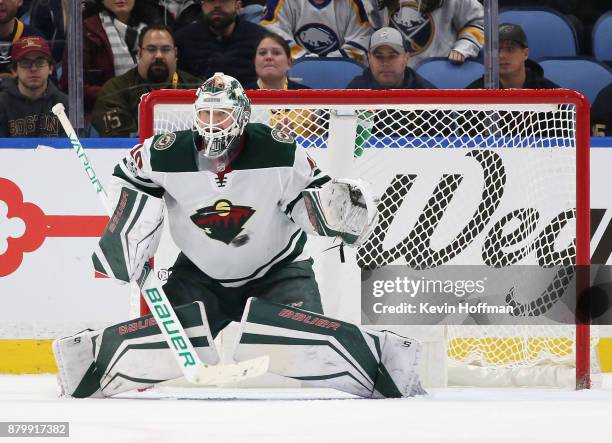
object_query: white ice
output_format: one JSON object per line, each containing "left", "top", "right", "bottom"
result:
{"left": 2, "top": 374, "right": 612, "bottom": 443}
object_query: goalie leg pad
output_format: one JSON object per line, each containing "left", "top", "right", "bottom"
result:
{"left": 53, "top": 302, "right": 218, "bottom": 398}
{"left": 92, "top": 186, "right": 164, "bottom": 283}
{"left": 373, "top": 330, "right": 426, "bottom": 398}
{"left": 52, "top": 329, "right": 103, "bottom": 398}
{"left": 233, "top": 298, "right": 425, "bottom": 398}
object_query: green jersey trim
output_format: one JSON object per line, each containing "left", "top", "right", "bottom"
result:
{"left": 230, "top": 124, "right": 298, "bottom": 171}
{"left": 148, "top": 130, "right": 199, "bottom": 173}
{"left": 215, "top": 229, "right": 307, "bottom": 285}
{"left": 113, "top": 164, "right": 165, "bottom": 198}
{"left": 284, "top": 175, "right": 332, "bottom": 217}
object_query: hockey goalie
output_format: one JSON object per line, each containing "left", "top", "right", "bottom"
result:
{"left": 53, "top": 73, "right": 425, "bottom": 399}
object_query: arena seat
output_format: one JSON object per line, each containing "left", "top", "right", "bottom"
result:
{"left": 499, "top": 8, "right": 578, "bottom": 59}
{"left": 415, "top": 57, "right": 483, "bottom": 89}
{"left": 289, "top": 57, "right": 365, "bottom": 89}
{"left": 538, "top": 57, "right": 612, "bottom": 103}
{"left": 593, "top": 11, "right": 612, "bottom": 63}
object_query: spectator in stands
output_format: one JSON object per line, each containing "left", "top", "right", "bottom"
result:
{"left": 170, "top": 0, "right": 263, "bottom": 31}
{"left": 463, "top": 24, "right": 562, "bottom": 139}
{"left": 260, "top": 0, "right": 372, "bottom": 65}
{"left": 90, "top": 24, "right": 200, "bottom": 137}
{"left": 59, "top": 0, "right": 167, "bottom": 115}
{"left": 245, "top": 32, "right": 315, "bottom": 137}
{"left": 347, "top": 27, "right": 438, "bottom": 139}
{"left": 174, "top": 0, "right": 266, "bottom": 85}
{"left": 592, "top": 83, "right": 612, "bottom": 136}
{"left": 0, "top": 36, "right": 67, "bottom": 136}
{"left": 365, "top": 0, "right": 484, "bottom": 67}
{"left": 244, "top": 32, "right": 308, "bottom": 90}
{"left": 31, "top": 0, "right": 163, "bottom": 63}
{"left": 347, "top": 27, "right": 434, "bottom": 89}
{"left": 467, "top": 23, "right": 559, "bottom": 89}
{"left": 0, "top": 0, "right": 44, "bottom": 79}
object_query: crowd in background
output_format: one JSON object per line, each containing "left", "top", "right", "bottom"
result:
{"left": 0, "top": 0, "right": 609, "bottom": 138}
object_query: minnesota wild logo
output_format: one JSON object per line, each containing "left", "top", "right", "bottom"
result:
{"left": 190, "top": 199, "right": 255, "bottom": 244}
{"left": 153, "top": 132, "right": 176, "bottom": 150}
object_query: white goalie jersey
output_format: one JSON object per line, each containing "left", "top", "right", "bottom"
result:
{"left": 111, "top": 123, "right": 331, "bottom": 287}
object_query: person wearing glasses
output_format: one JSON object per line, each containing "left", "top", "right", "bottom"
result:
{"left": 0, "top": 36, "right": 67, "bottom": 137}
{"left": 91, "top": 25, "right": 200, "bottom": 137}
{"left": 59, "top": 0, "right": 169, "bottom": 116}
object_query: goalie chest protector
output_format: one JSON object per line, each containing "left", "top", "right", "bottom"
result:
{"left": 115, "top": 123, "right": 329, "bottom": 286}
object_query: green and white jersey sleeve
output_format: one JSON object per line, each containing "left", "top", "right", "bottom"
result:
{"left": 112, "top": 136, "right": 166, "bottom": 199}
{"left": 111, "top": 124, "right": 330, "bottom": 287}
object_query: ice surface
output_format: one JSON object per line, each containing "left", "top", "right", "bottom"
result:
{"left": 1, "top": 374, "right": 612, "bottom": 443}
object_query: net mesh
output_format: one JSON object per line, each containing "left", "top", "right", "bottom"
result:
{"left": 142, "top": 91, "right": 594, "bottom": 381}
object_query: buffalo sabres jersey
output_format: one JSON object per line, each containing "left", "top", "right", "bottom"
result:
{"left": 261, "top": 0, "right": 372, "bottom": 64}
{"left": 365, "top": 0, "right": 484, "bottom": 67}
{"left": 112, "top": 123, "right": 330, "bottom": 287}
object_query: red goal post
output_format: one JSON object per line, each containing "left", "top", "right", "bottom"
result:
{"left": 138, "top": 88, "right": 591, "bottom": 389}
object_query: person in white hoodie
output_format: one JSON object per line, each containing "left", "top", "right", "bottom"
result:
{"left": 365, "top": 0, "right": 484, "bottom": 67}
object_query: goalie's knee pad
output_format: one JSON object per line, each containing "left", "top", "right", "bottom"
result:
{"left": 53, "top": 302, "right": 218, "bottom": 398}
{"left": 233, "top": 298, "right": 425, "bottom": 398}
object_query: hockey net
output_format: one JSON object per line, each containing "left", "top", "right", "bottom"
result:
{"left": 139, "top": 89, "right": 594, "bottom": 389}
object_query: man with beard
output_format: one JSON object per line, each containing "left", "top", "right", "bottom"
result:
{"left": 174, "top": 0, "right": 265, "bottom": 85}
{"left": 91, "top": 24, "right": 201, "bottom": 137}
{"left": 0, "top": 36, "right": 67, "bottom": 136}
{"left": 0, "top": 0, "right": 44, "bottom": 79}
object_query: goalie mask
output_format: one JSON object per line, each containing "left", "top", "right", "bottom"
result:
{"left": 193, "top": 73, "right": 251, "bottom": 160}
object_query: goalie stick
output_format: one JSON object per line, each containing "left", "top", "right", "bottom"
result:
{"left": 51, "top": 103, "right": 269, "bottom": 386}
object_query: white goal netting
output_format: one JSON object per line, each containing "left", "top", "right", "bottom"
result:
{"left": 139, "top": 89, "right": 594, "bottom": 388}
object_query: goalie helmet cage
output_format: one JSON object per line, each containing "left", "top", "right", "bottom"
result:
{"left": 138, "top": 88, "right": 591, "bottom": 389}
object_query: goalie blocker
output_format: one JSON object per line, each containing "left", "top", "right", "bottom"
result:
{"left": 92, "top": 186, "right": 164, "bottom": 283}
{"left": 54, "top": 299, "right": 424, "bottom": 398}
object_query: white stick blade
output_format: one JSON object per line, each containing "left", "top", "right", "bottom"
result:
{"left": 190, "top": 356, "right": 270, "bottom": 386}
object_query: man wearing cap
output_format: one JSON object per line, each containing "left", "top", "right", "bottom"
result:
{"left": 348, "top": 27, "right": 439, "bottom": 138}
{"left": 0, "top": 36, "right": 68, "bottom": 137}
{"left": 467, "top": 23, "right": 559, "bottom": 89}
{"left": 347, "top": 27, "right": 434, "bottom": 89}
